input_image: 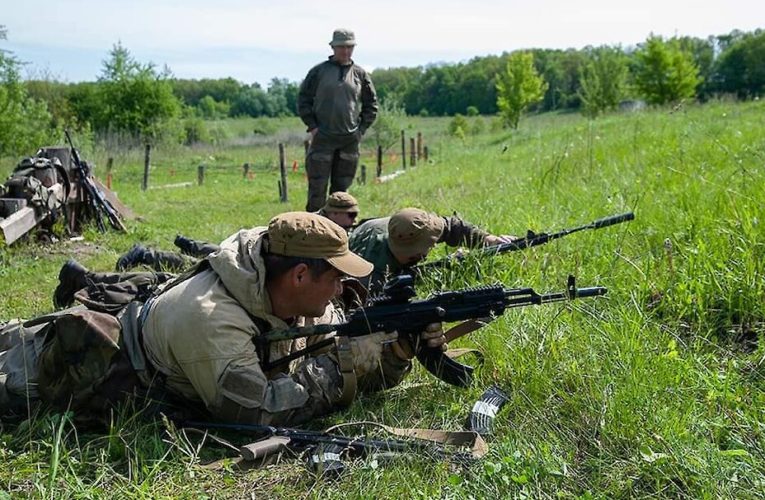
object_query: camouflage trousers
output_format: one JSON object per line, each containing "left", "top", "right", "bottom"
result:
{"left": 305, "top": 131, "right": 360, "bottom": 212}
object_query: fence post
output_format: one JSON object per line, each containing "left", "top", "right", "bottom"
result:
{"left": 410, "top": 138, "right": 416, "bottom": 167}
{"left": 376, "top": 145, "right": 383, "bottom": 178}
{"left": 243, "top": 162, "right": 250, "bottom": 179}
{"left": 400, "top": 130, "right": 406, "bottom": 169}
{"left": 197, "top": 164, "right": 205, "bottom": 185}
{"left": 360, "top": 164, "right": 366, "bottom": 185}
{"left": 106, "top": 157, "right": 113, "bottom": 190}
{"left": 142, "top": 144, "right": 151, "bottom": 191}
{"left": 417, "top": 132, "right": 423, "bottom": 160}
{"left": 423, "top": 146, "right": 429, "bottom": 162}
{"left": 279, "top": 143, "right": 288, "bottom": 202}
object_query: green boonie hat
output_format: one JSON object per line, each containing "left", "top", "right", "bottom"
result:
{"left": 330, "top": 28, "right": 356, "bottom": 47}
{"left": 268, "top": 212, "right": 372, "bottom": 278}
{"left": 388, "top": 208, "right": 446, "bottom": 257}
{"left": 322, "top": 192, "right": 359, "bottom": 213}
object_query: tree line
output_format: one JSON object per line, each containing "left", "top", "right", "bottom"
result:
{"left": 0, "top": 28, "right": 763, "bottom": 157}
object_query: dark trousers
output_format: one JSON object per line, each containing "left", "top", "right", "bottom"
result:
{"left": 305, "top": 132, "right": 360, "bottom": 212}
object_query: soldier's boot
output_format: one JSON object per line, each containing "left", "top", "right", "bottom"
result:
{"left": 173, "top": 235, "right": 195, "bottom": 254}
{"left": 145, "top": 250, "right": 189, "bottom": 273}
{"left": 174, "top": 235, "right": 220, "bottom": 258}
{"left": 53, "top": 259, "right": 90, "bottom": 309}
{"left": 115, "top": 244, "right": 151, "bottom": 271}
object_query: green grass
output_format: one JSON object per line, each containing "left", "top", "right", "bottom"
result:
{"left": 1, "top": 101, "right": 765, "bottom": 497}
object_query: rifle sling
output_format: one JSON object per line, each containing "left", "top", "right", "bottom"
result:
{"left": 324, "top": 421, "right": 488, "bottom": 459}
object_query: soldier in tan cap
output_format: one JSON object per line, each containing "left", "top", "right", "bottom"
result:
{"left": 1, "top": 212, "right": 446, "bottom": 423}
{"left": 298, "top": 29, "right": 378, "bottom": 212}
{"left": 317, "top": 191, "right": 360, "bottom": 232}
{"left": 350, "top": 208, "right": 516, "bottom": 294}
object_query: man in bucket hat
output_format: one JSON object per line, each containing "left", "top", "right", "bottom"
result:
{"left": 298, "top": 29, "right": 378, "bottom": 212}
{"left": 1, "top": 213, "right": 446, "bottom": 425}
{"left": 350, "top": 208, "right": 516, "bottom": 294}
{"left": 317, "top": 191, "right": 360, "bottom": 232}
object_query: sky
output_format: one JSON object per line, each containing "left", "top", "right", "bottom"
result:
{"left": 2, "top": 0, "right": 763, "bottom": 86}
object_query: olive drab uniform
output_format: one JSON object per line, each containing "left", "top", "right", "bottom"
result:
{"left": 141, "top": 227, "right": 410, "bottom": 426}
{"left": 298, "top": 57, "right": 378, "bottom": 212}
{"left": 349, "top": 216, "right": 491, "bottom": 294}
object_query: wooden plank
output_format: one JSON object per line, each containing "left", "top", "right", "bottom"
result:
{"left": 0, "top": 207, "right": 44, "bottom": 246}
{"left": 92, "top": 177, "right": 137, "bottom": 220}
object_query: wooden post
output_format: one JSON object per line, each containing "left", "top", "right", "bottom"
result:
{"left": 417, "top": 132, "right": 423, "bottom": 160}
{"left": 376, "top": 145, "right": 383, "bottom": 178}
{"left": 279, "top": 143, "right": 288, "bottom": 202}
{"left": 243, "top": 162, "right": 250, "bottom": 179}
{"left": 197, "top": 164, "right": 205, "bottom": 185}
{"left": 105, "top": 157, "right": 113, "bottom": 190}
{"left": 410, "top": 138, "right": 416, "bottom": 167}
{"left": 423, "top": 146, "right": 429, "bottom": 162}
{"left": 142, "top": 144, "right": 151, "bottom": 191}
{"left": 400, "top": 130, "right": 406, "bottom": 169}
{"left": 360, "top": 164, "right": 366, "bottom": 185}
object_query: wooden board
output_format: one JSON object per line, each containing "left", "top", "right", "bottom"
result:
{"left": 0, "top": 207, "right": 44, "bottom": 246}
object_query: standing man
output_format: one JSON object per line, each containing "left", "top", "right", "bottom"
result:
{"left": 298, "top": 29, "right": 378, "bottom": 212}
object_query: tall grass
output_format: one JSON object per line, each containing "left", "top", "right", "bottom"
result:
{"left": 1, "top": 101, "right": 764, "bottom": 497}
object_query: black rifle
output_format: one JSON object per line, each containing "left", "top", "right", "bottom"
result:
{"left": 182, "top": 420, "right": 481, "bottom": 475}
{"left": 411, "top": 212, "right": 634, "bottom": 276}
{"left": 259, "top": 275, "right": 607, "bottom": 388}
{"left": 64, "top": 130, "right": 126, "bottom": 232}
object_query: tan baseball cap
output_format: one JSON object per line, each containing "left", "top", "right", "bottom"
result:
{"left": 330, "top": 29, "right": 356, "bottom": 47}
{"left": 388, "top": 208, "right": 446, "bottom": 258}
{"left": 268, "top": 212, "right": 372, "bottom": 277}
{"left": 322, "top": 192, "right": 359, "bottom": 213}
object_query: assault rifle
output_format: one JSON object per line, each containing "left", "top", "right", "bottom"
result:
{"left": 64, "top": 130, "right": 126, "bottom": 233}
{"left": 411, "top": 212, "right": 634, "bottom": 276}
{"left": 259, "top": 275, "right": 607, "bottom": 387}
{"left": 182, "top": 420, "right": 484, "bottom": 476}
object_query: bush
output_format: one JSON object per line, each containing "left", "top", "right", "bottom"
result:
{"left": 466, "top": 105, "right": 479, "bottom": 116}
{"left": 470, "top": 118, "right": 485, "bottom": 135}
{"left": 448, "top": 114, "right": 469, "bottom": 136}
{"left": 182, "top": 117, "right": 210, "bottom": 145}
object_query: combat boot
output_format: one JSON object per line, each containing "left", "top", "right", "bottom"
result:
{"left": 173, "top": 234, "right": 194, "bottom": 255}
{"left": 116, "top": 244, "right": 150, "bottom": 271}
{"left": 53, "top": 259, "right": 89, "bottom": 308}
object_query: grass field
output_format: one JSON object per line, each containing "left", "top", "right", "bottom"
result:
{"left": 1, "top": 101, "right": 764, "bottom": 498}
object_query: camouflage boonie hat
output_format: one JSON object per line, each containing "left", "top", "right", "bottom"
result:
{"left": 388, "top": 208, "right": 445, "bottom": 258}
{"left": 322, "top": 192, "right": 359, "bottom": 213}
{"left": 330, "top": 29, "right": 356, "bottom": 47}
{"left": 268, "top": 212, "right": 372, "bottom": 277}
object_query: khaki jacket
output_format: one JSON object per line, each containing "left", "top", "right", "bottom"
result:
{"left": 142, "top": 228, "right": 409, "bottom": 425}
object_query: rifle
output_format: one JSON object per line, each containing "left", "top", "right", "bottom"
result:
{"left": 258, "top": 275, "right": 607, "bottom": 388}
{"left": 411, "top": 212, "right": 634, "bottom": 275}
{"left": 182, "top": 420, "right": 483, "bottom": 475}
{"left": 64, "top": 130, "right": 126, "bottom": 232}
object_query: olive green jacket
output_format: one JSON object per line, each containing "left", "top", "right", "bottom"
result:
{"left": 298, "top": 57, "right": 378, "bottom": 137}
{"left": 349, "top": 216, "right": 490, "bottom": 294}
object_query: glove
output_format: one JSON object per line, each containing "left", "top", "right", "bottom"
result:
{"left": 390, "top": 323, "right": 447, "bottom": 361}
{"left": 347, "top": 331, "right": 399, "bottom": 376}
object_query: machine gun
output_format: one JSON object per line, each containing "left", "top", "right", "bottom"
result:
{"left": 411, "top": 212, "right": 634, "bottom": 276}
{"left": 258, "top": 275, "right": 607, "bottom": 388}
{"left": 64, "top": 130, "right": 126, "bottom": 233}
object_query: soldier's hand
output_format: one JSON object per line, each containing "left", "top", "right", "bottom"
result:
{"left": 484, "top": 234, "right": 519, "bottom": 246}
{"left": 348, "top": 331, "right": 398, "bottom": 376}
{"left": 391, "top": 323, "right": 447, "bottom": 361}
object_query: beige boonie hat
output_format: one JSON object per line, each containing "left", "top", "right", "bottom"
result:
{"left": 330, "top": 28, "right": 356, "bottom": 47}
{"left": 388, "top": 208, "right": 446, "bottom": 257}
{"left": 268, "top": 212, "right": 372, "bottom": 277}
{"left": 322, "top": 192, "right": 359, "bottom": 213}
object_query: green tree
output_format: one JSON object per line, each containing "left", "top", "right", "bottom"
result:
{"left": 369, "top": 98, "right": 405, "bottom": 151}
{"left": 634, "top": 35, "right": 701, "bottom": 105}
{"left": 495, "top": 51, "right": 547, "bottom": 129}
{"left": 578, "top": 46, "right": 628, "bottom": 117}
{"left": 713, "top": 29, "right": 765, "bottom": 98}
{"left": 95, "top": 42, "right": 182, "bottom": 139}
{"left": 0, "top": 26, "right": 57, "bottom": 156}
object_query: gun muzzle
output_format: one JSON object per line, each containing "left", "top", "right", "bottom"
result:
{"left": 574, "top": 286, "right": 608, "bottom": 298}
{"left": 592, "top": 212, "right": 635, "bottom": 228}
